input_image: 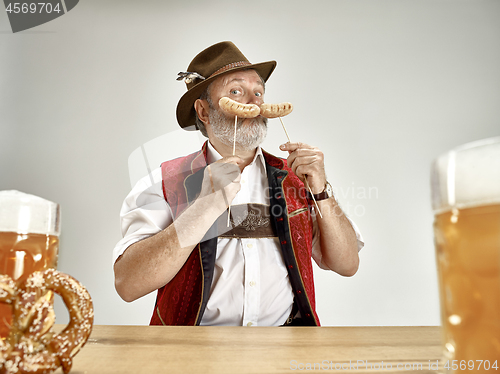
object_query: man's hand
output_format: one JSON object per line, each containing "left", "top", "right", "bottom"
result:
{"left": 199, "top": 156, "right": 243, "bottom": 213}
{"left": 280, "top": 142, "right": 327, "bottom": 194}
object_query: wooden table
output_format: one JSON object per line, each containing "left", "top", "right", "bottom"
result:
{"left": 66, "top": 325, "right": 443, "bottom": 374}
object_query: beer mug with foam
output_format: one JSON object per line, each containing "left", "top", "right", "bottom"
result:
{"left": 0, "top": 190, "right": 93, "bottom": 374}
{"left": 431, "top": 137, "right": 500, "bottom": 373}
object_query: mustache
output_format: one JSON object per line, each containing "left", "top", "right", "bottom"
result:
{"left": 210, "top": 107, "right": 268, "bottom": 128}
{"left": 220, "top": 111, "right": 268, "bottom": 127}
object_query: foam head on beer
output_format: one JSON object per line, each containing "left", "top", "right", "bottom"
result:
{"left": 0, "top": 190, "right": 60, "bottom": 236}
{"left": 431, "top": 136, "right": 500, "bottom": 213}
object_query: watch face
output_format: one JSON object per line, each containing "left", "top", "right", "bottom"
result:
{"left": 326, "top": 182, "right": 333, "bottom": 198}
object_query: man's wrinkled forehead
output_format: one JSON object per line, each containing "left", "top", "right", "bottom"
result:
{"left": 218, "top": 69, "right": 265, "bottom": 88}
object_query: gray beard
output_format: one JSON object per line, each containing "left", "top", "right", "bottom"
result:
{"left": 208, "top": 109, "right": 268, "bottom": 151}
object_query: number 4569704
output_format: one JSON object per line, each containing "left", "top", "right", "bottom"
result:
{"left": 5, "top": 3, "right": 62, "bottom": 14}
{"left": 444, "top": 360, "right": 498, "bottom": 371}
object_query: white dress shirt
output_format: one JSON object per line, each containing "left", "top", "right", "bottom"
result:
{"left": 113, "top": 142, "right": 364, "bottom": 326}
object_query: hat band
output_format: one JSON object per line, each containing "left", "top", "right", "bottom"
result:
{"left": 208, "top": 61, "right": 252, "bottom": 78}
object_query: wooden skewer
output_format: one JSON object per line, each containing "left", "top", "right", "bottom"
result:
{"left": 278, "top": 117, "right": 323, "bottom": 218}
{"left": 279, "top": 117, "right": 291, "bottom": 143}
{"left": 233, "top": 115, "right": 237, "bottom": 156}
{"left": 304, "top": 177, "right": 323, "bottom": 219}
{"left": 227, "top": 115, "right": 238, "bottom": 226}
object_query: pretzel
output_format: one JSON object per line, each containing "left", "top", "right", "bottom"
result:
{"left": 0, "top": 269, "right": 94, "bottom": 374}
{"left": 218, "top": 97, "right": 260, "bottom": 118}
{"left": 260, "top": 102, "right": 293, "bottom": 118}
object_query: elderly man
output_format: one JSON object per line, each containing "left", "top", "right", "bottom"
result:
{"left": 113, "top": 41, "right": 364, "bottom": 326}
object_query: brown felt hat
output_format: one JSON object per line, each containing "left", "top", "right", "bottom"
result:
{"left": 176, "top": 41, "right": 277, "bottom": 130}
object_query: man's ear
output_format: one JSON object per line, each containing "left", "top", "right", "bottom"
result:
{"left": 194, "top": 99, "right": 210, "bottom": 126}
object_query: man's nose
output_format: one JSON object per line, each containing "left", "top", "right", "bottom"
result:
{"left": 247, "top": 93, "right": 263, "bottom": 106}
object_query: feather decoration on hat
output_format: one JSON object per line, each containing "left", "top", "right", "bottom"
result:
{"left": 176, "top": 72, "right": 205, "bottom": 84}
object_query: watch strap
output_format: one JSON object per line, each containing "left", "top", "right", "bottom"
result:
{"left": 306, "top": 182, "right": 331, "bottom": 202}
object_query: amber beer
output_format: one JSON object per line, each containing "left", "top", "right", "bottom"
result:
{"left": 0, "top": 233, "right": 59, "bottom": 338}
{"left": 434, "top": 204, "right": 500, "bottom": 371}
{"left": 0, "top": 190, "right": 60, "bottom": 339}
{"left": 432, "top": 137, "right": 500, "bottom": 373}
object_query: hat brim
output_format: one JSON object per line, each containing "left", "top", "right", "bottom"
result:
{"left": 176, "top": 60, "right": 277, "bottom": 130}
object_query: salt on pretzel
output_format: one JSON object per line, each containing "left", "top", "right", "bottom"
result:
{"left": 259, "top": 102, "right": 293, "bottom": 118}
{"left": 218, "top": 97, "right": 260, "bottom": 118}
{"left": 0, "top": 269, "right": 94, "bottom": 374}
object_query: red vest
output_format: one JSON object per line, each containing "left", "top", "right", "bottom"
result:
{"left": 150, "top": 142, "right": 320, "bottom": 326}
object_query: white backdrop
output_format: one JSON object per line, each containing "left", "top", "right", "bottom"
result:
{"left": 1, "top": 0, "right": 499, "bottom": 327}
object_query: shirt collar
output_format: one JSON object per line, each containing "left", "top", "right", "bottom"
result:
{"left": 206, "top": 141, "right": 266, "bottom": 170}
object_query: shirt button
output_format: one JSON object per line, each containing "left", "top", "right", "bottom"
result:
{"left": 247, "top": 243, "right": 253, "bottom": 249}
{"left": 249, "top": 281, "right": 256, "bottom": 287}
{"left": 241, "top": 179, "right": 246, "bottom": 184}
{"left": 247, "top": 322, "right": 253, "bottom": 327}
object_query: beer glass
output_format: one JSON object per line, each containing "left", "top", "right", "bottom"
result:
{"left": 431, "top": 137, "right": 500, "bottom": 373}
{"left": 0, "top": 190, "right": 93, "bottom": 374}
{"left": 0, "top": 190, "right": 60, "bottom": 338}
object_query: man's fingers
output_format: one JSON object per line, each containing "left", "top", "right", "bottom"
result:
{"left": 282, "top": 143, "right": 327, "bottom": 193}
{"left": 287, "top": 149, "right": 322, "bottom": 166}
{"left": 207, "top": 161, "right": 241, "bottom": 192}
{"left": 288, "top": 146, "right": 324, "bottom": 168}
{"left": 279, "top": 142, "right": 313, "bottom": 153}
{"left": 214, "top": 156, "right": 244, "bottom": 165}
{"left": 289, "top": 159, "right": 320, "bottom": 178}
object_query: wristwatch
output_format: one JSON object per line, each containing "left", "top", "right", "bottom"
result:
{"left": 306, "top": 181, "right": 333, "bottom": 202}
